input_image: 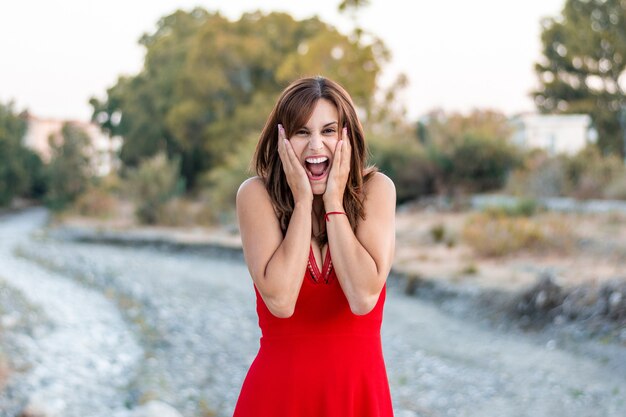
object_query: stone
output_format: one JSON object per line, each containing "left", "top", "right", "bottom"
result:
{"left": 19, "top": 397, "right": 66, "bottom": 417}
{"left": 126, "top": 401, "right": 183, "bottom": 417}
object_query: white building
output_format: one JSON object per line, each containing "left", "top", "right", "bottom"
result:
{"left": 509, "top": 113, "right": 596, "bottom": 156}
{"left": 22, "top": 114, "right": 122, "bottom": 176}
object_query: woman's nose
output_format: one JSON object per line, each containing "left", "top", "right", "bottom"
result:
{"left": 308, "top": 133, "right": 323, "bottom": 151}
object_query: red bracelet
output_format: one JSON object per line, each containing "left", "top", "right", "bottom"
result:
{"left": 325, "top": 211, "right": 347, "bottom": 222}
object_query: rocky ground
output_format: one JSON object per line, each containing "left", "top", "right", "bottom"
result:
{"left": 0, "top": 207, "right": 625, "bottom": 417}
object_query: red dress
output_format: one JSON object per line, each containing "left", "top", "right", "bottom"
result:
{"left": 233, "top": 244, "right": 394, "bottom": 417}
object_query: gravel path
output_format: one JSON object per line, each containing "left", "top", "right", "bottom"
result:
{"left": 0, "top": 209, "right": 142, "bottom": 417}
{"left": 1, "top": 207, "right": 625, "bottom": 417}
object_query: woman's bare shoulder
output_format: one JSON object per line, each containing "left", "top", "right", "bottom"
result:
{"left": 364, "top": 171, "right": 396, "bottom": 198}
{"left": 237, "top": 176, "right": 269, "bottom": 203}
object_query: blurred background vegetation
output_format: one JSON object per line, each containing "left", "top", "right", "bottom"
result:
{"left": 1, "top": 0, "right": 625, "bottom": 228}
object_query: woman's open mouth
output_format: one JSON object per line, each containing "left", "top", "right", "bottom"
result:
{"left": 304, "top": 156, "right": 330, "bottom": 181}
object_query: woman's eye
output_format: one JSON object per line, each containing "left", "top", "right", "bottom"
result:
{"left": 323, "top": 129, "right": 336, "bottom": 134}
{"left": 296, "top": 130, "right": 309, "bottom": 136}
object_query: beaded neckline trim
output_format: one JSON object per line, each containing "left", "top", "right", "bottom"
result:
{"left": 308, "top": 244, "right": 333, "bottom": 284}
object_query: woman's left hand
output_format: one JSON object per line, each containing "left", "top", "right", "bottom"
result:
{"left": 323, "top": 126, "right": 351, "bottom": 209}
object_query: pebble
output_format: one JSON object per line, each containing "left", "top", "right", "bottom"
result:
{"left": 0, "top": 207, "right": 625, "bottom": 417}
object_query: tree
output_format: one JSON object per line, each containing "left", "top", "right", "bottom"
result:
{"left": 0, "top": 103, "right": 45, "bottom": 206}
{"left": 419, "top": 110, "right": 520, "bottom": 194}
{"left": 44, "top": 123, "right": 92, "bottom": 210}
{"left": 91, "top": 8, "right": 389, "bottom": 190}
{"left": 533, "top": 0, "right": 626, "bottom": 156}
{"left": 125, "top": 152, "right": 185, "bottom": 224}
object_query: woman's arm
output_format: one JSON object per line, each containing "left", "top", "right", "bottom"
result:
{"left": 236, "top": 177, "right": 312, "bottom": 318}
{"left": 237, "top": 124, "right": 315, "bottom": 318}
{"left": 325, "top": 172, "right": 396, "bottom": 315}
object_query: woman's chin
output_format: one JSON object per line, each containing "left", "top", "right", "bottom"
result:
{"left": 311, "top": 182, "right": 327, "bottom": 195}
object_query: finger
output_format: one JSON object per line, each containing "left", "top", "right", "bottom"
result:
{"left": 277, "top": 124, "right": 292, "bottom": 170}
{"left": 342, "top": 127, "right": 351, "bottom": 166}
{"left": 331, "top": 138, "right": 342, "bottom": 173}
{"left": 283, "top": 134, "right": 304, "bottom": 173}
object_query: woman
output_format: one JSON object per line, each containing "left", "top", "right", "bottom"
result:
{"left": 233, "top": 76, "right": 396, "bottom": 416}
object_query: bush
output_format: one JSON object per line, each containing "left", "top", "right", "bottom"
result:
{"left": 199, "top": 133, "right": 257, "bottom": 224}
{"left": 368, "top": 137, "right": 437, "bottom": 203}
{"left": 125, "top": 152, "right": 185, "bottom": 224}
{"left": 508, "top": 146, "right": 626, "bottom": 200}
{"left": 430, "top": 224, "right": 445, "bottom": 243}
{"left": 154, "top": 196, "right": 214, "bottom": 227}
{"left": 416, "top": 109, "right": 519, "bottom": 196}
{"left": 0, "top": 102, "right": 46, "bottom": 206}
{"left": 482, "top": 198, "right": 540, "bottom": 218}
{"left": 604, "top": 175, "right": 626, "bottom": 200}
{"left": 506, "top": 151, "right": 571, "bottom": 198}
{"left": 437, "top": 134, "right": 521, "bottom": 194}
{"left": 73, "top": 186, "right": 118, "bottom": 218}
{"left": 462, "top": 211, "right": 574, "bottom": 257}
{"left": 44, "top": 123, "right": 93, "bottom": 211}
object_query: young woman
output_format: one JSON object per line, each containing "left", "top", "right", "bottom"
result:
{"left": 233, "top": 76, "right": 396, "bottom": 416}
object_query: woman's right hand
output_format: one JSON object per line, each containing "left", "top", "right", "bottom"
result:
{"left": 277, "top": 124, "right": 313, "bottom": 205}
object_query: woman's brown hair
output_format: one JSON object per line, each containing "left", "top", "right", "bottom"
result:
{"left": 253, "top": 76, "right": 377, "bottom": 245}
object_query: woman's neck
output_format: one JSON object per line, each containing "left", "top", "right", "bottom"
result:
{"left": 311, "top": 196, "right": 325, "bottom": 237}
{"left": 312, "top": 196, "right": 324, "bottom": 216}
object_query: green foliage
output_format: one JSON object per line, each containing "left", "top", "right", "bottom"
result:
{"left": 91, "top": 9, "right": 387, "bottom": 191}
{"left": 430, "top": 224, "right": 446, "bottom": 243}
{"left": 507, "top": 146, "right": 626, "bottom": 199}
{"left": 419, "top": 110, "right": 520, "bottom": 195}
{"left": 0, "top": 102, "right": 45, "bottom": 206}
{"left": 126, "top": 152, "right": 185, "bottom": 224}
{"left": 422, "top": 109, "right": 513, "bottom": 151}
{"left": 443, "top": 135, "right": 520, "bottom": 192}
{"left": 460, "top": 263, "right": 478, "bottom": 275}
{"left": 72, "top": 186, "right": 118, "bottom": 219}
{"left": 154, "top": 197, "right": 214, "bottom": 227}
{"left": 506, "top": 151, "right": 570, "bottom": 197}
{"left": 365, "top": 109, "right": 520, "bottom": 204}
{"left": 533, "top": 0, "right": 626, "bottom": 156}
{"left": 368, "top": 135, "right": 436, "bottom": 203}
{"left": 483, "top": 198, "right": 540, "bottom": 218}
{"left": 199, "top": 133, "right": 258, "bottom": 223}
{"left": 604, "top": 175, "right": 626, "bottom": 199}
{"left": 564, "top": 145, "right": 625, "bottom": 199}
{"left": 338, "top": 0, "right": 371, "bottom": 13}
{"left": 44, "top": 123, "right": 93, "bottom": 211}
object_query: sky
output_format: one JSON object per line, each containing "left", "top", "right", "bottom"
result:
{"left": 0, "top": 0, "right": 565, "bottom": 122}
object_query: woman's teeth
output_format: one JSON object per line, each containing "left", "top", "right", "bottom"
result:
{"left": 304, "top": 156, "right": 330, "bottom": 178}
{"left": 305, "top": 156, "right": 328, "bottom": 164}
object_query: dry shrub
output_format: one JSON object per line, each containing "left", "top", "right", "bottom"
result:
{"left": 604, "top": 175, "right": 626, "bottom": 200}
{"left": 507, "top": 146, "right": 626, "bottom": 200}
{"left": 125, "top": 152, "right": 185, "bottom": 225}
{"left": 567, "top": 147, "right": 625, "bottom": 200}
{"left": 462, "top": 211, "right": 575, "bottom": 257}
{"left": 155, "top": 196, "right": 215, "bottom": 227}
{"left": 73, "top": 186, "right": 118, "bottom": 218}
{"left": 506, "top": 152, "right": 570, "bottom": 198}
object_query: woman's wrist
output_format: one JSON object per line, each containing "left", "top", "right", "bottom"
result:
{"left": 294, "top": 198, "right": 313, "bottom": 210}
{"left": 323, "top": 200, "right": 344, "bottom": 213}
